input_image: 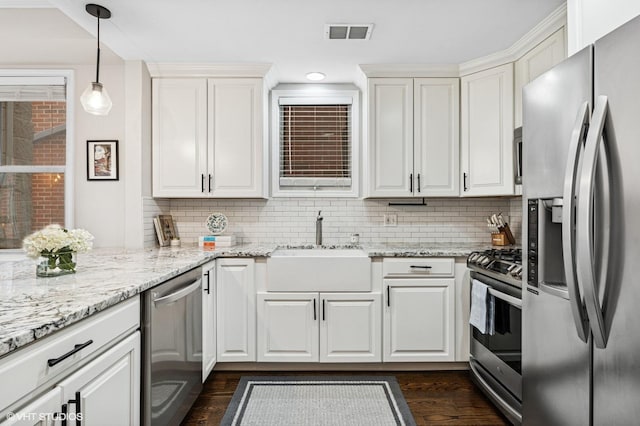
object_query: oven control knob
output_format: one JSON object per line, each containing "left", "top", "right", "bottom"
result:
{"left": 512, "top": 266, "right": 523, "bottom": 277}
{"left": 481, "top": 257, "right": 492, "bottom": 266}
{"left": 468, "top": 253, "right": 479, "bottom": 262}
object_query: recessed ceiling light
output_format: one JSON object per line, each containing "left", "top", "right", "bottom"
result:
{"left": 306, "top": 72, "right": 326, "bottom": 81}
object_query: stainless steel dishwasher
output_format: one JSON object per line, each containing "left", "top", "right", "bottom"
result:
{"left": 143, "top": 267, "right": 202, "bottom": 425}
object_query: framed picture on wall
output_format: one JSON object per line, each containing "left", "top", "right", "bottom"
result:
{"left": 87, "top": 140, "right": 119, "bottom": 180}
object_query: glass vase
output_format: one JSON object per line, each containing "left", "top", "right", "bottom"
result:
{"left": 36, "top": 250, "right": 77, "bottom": 278}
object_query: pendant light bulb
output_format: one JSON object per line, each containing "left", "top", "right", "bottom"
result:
{"left": 81, "top": 81, "right": 112, "bottom": 116}
{"left": 82, "top": 4, "right": 112, "bottom": 116}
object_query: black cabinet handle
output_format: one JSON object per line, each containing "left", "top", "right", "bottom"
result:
{"left": 409, "top": 173, "right": 413, "bottom": 193}
{"left": 410, "top": 265, "right": 433, "bottom": 269}
{"left": 463, "top": 172, "right": 469, "bottom": 192}
{"left": 68, "top": 391, "right": 82, "bottom": 426}
{"left": 208, "top": 174, "right": 212, "bottom": 192}
{"left": 313, "top": 298, "right": 317, "bottom": 321}
{"left": 48, "top": 340, "right": 94, "bottom": 367}
{"left": 61, "top": 403, "right": 68, "bottom": 426}
{"left": 417, "top": 173, "right": 421, "bottom": 192}
{"left": 387, "top": 286, "right": 390, "bottom": 307}
{"left": 201, "top": 174, "right": 205, "bottom": 192}
{"left": 204, "top": 271, "right": 210, "bottom": 294}
{"left": 322, "top": 299, "right": 326, "bottom": 321}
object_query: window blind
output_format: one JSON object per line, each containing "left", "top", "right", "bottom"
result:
{"left": 0, "top": 77, "right": 66, "bottom": 102}
{"left": 279, "top": 104, "right": 352, "bottom": 187}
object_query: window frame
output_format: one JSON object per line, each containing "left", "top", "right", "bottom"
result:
{"left": 0, "top": 69, "right": 75, "bottom": 254}
{"left": 270, "top": 86, "right": 360, "bottom": 198}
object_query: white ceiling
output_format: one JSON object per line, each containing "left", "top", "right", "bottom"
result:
{"left": 5, "top": 0, "right": 565, "bottom": 82}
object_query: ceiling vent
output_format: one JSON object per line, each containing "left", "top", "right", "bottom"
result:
{"left": 325, "top": 24, "right": 374, "bottom": 40}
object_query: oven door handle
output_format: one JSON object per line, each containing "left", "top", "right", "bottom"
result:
{"left": 488, "top": 288, "right": 521, "bottom": 308}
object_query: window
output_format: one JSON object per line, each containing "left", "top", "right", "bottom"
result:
{"left": 0, "top": 72, "right": 73, "bottom": 251}
{"left": 271, "top": 87, "right": 359, "bottom": 197}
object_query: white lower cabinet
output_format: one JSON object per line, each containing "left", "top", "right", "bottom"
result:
{"left": 2, "top": 388, "right": 63, "bottom": 426}
{"left": 384, "top": 278, "right": 455, "bottom": 362}
{"left": 257, "top": 292, "right": 381, "bottom": 363}
{"left": 257, "top": 293, "right": 318, "bottom": 362}
{"left": 57, "top": 332, "right": 140, "bottom": 426}
{"left": 202, "top": 261, "right": 216, "bottom": 381}
{"left": 216, "top": 258, "right": 256, "bottom": 362}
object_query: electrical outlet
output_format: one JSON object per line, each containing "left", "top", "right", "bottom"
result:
{"left": 383, "top": 213, "right": 397, "bottom": 227}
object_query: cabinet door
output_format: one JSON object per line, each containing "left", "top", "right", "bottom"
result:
{"left": 367, "top": 78, "right": 414, "bottom": 197}
{"left": 208, "top": 78, "right": 264, "bottom": 197}
{"left": 2, "top": 387, "right": 63, "bottom": 426}
{"left": 216, "top": 258, "right": 256, "bottom": 362}
{"left": 257, "top": 293, "right": 318, "bottom": 362}
{"left": 515, "top": 28, "right": 566, "bottom": 127}
{"left": 414, "top": 78, "right": 460, "bottom": 196}
{"left": 461, "top": 63, "right": 514, "bottom": 196}
{"left": 152, "top": 78, "right": 208, "bottom": 197}
{"left": 202, "top": 261, "right": 216, "bottom": 381}
{"left": 384, "top": 279, "right": 455, "bottom": 362}
{"left": 57, "top": 332, "right": 140, "bottom": 426}
{"left": 320, "top": 293, "right": 381, "bottom": 363}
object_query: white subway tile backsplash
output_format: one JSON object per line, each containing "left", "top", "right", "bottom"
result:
{"left": 145, "top": 197, "right": 523, "bottom": 246}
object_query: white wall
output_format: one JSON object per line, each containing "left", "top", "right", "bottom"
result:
{"left": 73, "top": 64, "right": 127, "bottom": 247}
{"left": 567, "top": 0, "right": 640, "bottom": 54}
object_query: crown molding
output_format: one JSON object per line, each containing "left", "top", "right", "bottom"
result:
{"left": 459, "top": 4, "right": 567, "bottom": 76}
{"left": 146, "top": 63, "right": 273, "bottom": 78}
{"left": 359, "top": 63, "right": 460, "bottom": 78}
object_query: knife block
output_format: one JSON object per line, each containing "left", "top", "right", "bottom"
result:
{"left": 491, "top": 232, "right": 509, "bottom": 246}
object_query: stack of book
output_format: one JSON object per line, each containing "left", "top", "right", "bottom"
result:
{"left": 199, "top": 234, "right": 236, "bottom": 250}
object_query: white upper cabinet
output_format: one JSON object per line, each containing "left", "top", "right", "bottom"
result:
{"left": 152, "top": 78, "right": 265, "bottom": 198}
{"left": 515, "top": 28, "right": 566, "bottom": 127}
{"left": 367, "top": 78, "right": 414, "bottom": 197}
{"left": 414, "top": 78, "right": 460, "bottom": 196}
{"left": 367, "top": 78, "right": 459, "bottom": 197}
{"left": 460, "top": 63, "right": 515, "bottom": 197}
{"left": 152, "top": 78, "right": 208, "bottom": 198}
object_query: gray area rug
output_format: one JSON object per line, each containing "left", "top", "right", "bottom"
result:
{"left": 220, "top": 376, "right": 416, "bottom": 426}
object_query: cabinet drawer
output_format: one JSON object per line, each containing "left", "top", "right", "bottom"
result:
{"left": 382, "top": 257, "right": 454, "bottom": 277}
{"left": 0, "top": 297, "right": 140, "bottom": 413}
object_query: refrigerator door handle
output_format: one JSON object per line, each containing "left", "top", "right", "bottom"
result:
{"left": 577, "top": 95, "right": 609, "bottom": 349}
{"left": 562, "top": 101, "right": 591, "bottom": 343}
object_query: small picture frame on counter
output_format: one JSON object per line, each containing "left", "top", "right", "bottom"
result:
{"left": 87, "top": 140, "right": 119, "bottom": 181}
{"left": 154, "top": 214, "right": 178, "bottom": 246}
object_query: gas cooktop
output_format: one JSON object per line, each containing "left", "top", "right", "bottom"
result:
{"left": 467, "top": 248, "right": 523, "bottom": 288}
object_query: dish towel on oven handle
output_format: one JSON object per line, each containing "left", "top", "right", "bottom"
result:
{"left": 470, "top": 279, "right": 495, "bottom": 335}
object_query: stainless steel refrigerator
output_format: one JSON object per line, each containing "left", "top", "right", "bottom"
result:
{"left": 522, "top": 14, "right": 640, "bottom": 426}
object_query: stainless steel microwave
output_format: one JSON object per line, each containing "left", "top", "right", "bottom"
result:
{"left": 514, "top": 127, "right": 523, "bottom": 184}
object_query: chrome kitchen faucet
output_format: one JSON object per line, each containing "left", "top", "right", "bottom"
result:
{"left": 316, "top": 210, "right": 323, "bottom": 245}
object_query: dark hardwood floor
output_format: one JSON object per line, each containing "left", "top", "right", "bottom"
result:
{"left": 182, "top": 370, "right": 509, "bottom": 425}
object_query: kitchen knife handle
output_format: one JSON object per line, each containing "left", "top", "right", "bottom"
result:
{"left": 409, "top": 173, "right": 413, "bottom": 193}
{"left": 463, "top": 173, "right": 468, "bottom": 191}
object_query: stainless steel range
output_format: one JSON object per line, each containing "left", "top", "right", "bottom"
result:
{"left": 467, "top": 248, "right": 523, "bottom": 425}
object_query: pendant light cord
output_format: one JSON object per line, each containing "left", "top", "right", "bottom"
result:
{"left": 95, "top": 11, "right": 101, "bottom": 84}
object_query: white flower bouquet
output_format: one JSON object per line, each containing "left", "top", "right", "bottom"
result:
{"left": 23, "top": 224, "right": 94, "bottom": 276}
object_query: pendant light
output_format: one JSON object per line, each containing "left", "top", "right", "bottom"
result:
{"left": 80, "top": 4, "right": 112, "bottom": 116}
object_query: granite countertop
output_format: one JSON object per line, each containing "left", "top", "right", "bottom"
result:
{"left": 0, "top": 244, "right": 273, "bottom": 358}
{"left": 0, "top": 241, "right": 501, "bottom": 359}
